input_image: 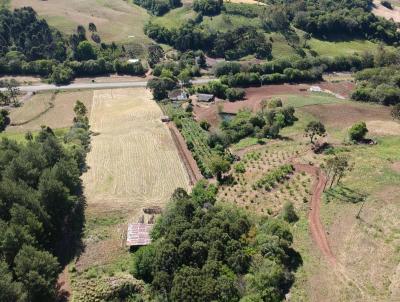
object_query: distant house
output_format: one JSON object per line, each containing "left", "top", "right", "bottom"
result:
{"left": 126, "top": 223, "right": 153, "bottom": 247}
{"left": 168, "top": 89, "right": 189, "bottom": 101}
{"left": 196, "top": 93, "right": 215, "bottom": 102}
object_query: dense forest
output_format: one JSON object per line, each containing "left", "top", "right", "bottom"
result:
{"left": 0, "top": 7, "right": 146, "bottom": 83}
{"left": 0, "top": 102, "right": 90, "bottom": 301}
{"left": 132, "top": 181, "right": 300, "bottom": 301}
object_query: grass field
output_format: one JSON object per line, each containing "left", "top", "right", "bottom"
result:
{"left": 76, "top": 88, "right": 189, "bottom": 272}
{"left": 10, "top": 0, "right": 150, "bottom": 44}
{"left": 308, "top": 39, "right": 382, "bottom": 57}
{"left": 6, "top": 90, "right": 93, "bottom": 133}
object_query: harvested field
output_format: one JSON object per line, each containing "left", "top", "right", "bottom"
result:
{"left": 11, "top": 0, "right": 150, "bottom": 44}
{"left": 78, "top": 88, "right": 189, "bottom": 270}
{"left": 6, "top": 90, "right": 93, "bottom": 132}
{"left": 300, "top": 102, "right": 392, "bottom": 129}
{"left": 372, "top": 0, "right": 400, "bottom": 23}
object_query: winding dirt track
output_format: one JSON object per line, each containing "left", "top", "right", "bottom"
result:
{"left": 294, "top": 164, "right": 336, "bottom": 264}
{"left": 294, "top": 163, "right": 367, "bottom": 297}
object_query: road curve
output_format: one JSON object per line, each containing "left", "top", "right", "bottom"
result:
{"left": 293, "top": 163, "right": 336, "bottom": 265}
{"left": 0, "top": 78, "right": 214, "bottom": 93}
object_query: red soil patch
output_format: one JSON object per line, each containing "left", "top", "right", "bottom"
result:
{"left": 294, "top": 163, "right": 336, "bottom": 265}
{"left": 317, "top": 81, "right": 355, "bottom": 98}
{"left": 301, "top": 103, "right": 391, "bottom": 128}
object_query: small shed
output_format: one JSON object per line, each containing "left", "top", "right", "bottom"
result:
{"left": 168, "top": 89, "right": 189, "bottom": 101}
{"left": 196, "top": 93, "right": 214, "bottom": 102}
{"left": 126, "top": 223, "right": 153, "bottom": 247}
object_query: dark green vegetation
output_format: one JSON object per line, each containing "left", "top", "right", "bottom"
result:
{"left": 352, "top": 66, "right": 400, "bottom": 105}
{"left": 161, "top": 103, "right": 223, "bottom": 177}
{"left": 291, "top": 0, "right": 399, "bottom": 43}
{"left": 0, "top": 109, "right": 9, "bottom": 132}
{"left": 218, "top": 106, "right": 296, "bottom": 145}
{"left": 133, "top": 182, "right": 299, "bottom": 301}
{"left": 0, "top": 7, "right": 146, "bottom": 83}
{"left": 348, "top": 121, "right": 368, "bottom": 142}
{"left": 134, "top": 0, "right": 182, "bottom": 16}
{"left": 145, "top": 22, "right": 272, "bottom": 60}
{"left": 0, "top": 101, "right": 90, "bottom": 301}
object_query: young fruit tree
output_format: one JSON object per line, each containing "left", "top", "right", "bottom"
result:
{"left": 304, "top": 121, "right": 326, "bottom": 144}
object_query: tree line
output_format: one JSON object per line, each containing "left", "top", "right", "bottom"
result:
{"left": 145, "top": 21, "right": 272, "bottom": 60}
{"left": 0, "top": 101, "right": 90, "bottom": 301}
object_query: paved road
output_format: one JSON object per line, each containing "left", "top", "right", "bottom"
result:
{"left": 0, "top": 78, "right": 213, "bottom": 93}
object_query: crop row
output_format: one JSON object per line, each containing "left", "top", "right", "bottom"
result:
{"left": 161, "top": 103, "right": 214, "bottom": 177}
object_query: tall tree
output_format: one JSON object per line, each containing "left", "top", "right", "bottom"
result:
{"left": 304, "top": 121, "right": 326, "bottom": 144}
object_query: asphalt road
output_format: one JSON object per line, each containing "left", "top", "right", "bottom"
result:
{"left": 0, "top": 78, "right": 214, "bottom": 93}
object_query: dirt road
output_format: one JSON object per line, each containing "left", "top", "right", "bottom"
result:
{"left": 294, "top": 164, "right": 336, "bottom": 264}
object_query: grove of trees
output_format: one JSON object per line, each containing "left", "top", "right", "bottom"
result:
{"left": 0, "top": 101, "right": 90, "bottom": 301}
{"left": 132, "top": 182, "right": 298, "bottom": 301}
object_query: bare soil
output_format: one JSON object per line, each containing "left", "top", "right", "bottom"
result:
{"left": 392, "top": 161, "right": 400, "bottom": 173}
{"left": 372, "top": 0, "right": 400, "bottom": 23}
{"left": 301, "top": 103, "right": 392, "bottom": 128}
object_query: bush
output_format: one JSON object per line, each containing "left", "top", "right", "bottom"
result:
{"left": 193, "top": 0, "right": 223, "bottom": 16}
{"left": 349, "top": 121, "right": 368, "bottom": 142}
{"left": 50, "top": 65, "right": 74, "bottom": 85}
{"left": 0, "top": 109, "right": 10, "bottom": 132}
{"left": 381, "top": 0, "right": 393, "bottom": 9}
{"left": 281, "top": 202, "right": 298, "bottom": 223}
{"left": 226, "top": 88, "right": 245, "bottom": 101}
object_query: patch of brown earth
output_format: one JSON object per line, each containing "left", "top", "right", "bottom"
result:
{"left": 392, "top": 161, "right": 400, "bottom": 173}
{"left": 301, "top": 103, "right": 391, "bottom": 128}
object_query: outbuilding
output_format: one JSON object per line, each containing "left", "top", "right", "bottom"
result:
{"left": 196, "top": 93, "right": 215, "bottom": 102}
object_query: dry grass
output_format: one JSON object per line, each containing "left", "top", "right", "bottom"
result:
{"left": 77, "top": 88, "right": 189, "bottom": 270}
{"left": 372, "top": 0, "right": 400, "bottom": 23}
{"left": 6, "top": 90, "right": 93, "bottom": 133}
{"left": 9, "top": 92, "right": 54, "bottom": 125}
{"left": 11, "top": 0, "right": 150, "bottom": 44}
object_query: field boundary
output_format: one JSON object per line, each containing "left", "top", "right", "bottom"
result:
{"left": 10, "top": 92, "right": 56, "bottom": 126}
{"left": 168, "top": 123, "right": 203, "bottom": 185}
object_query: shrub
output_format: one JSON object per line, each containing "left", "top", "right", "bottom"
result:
{"left": 281, "top": 202, "right": 298, "bottom": 223}
{"left": 349, "top": 121, "right": 368, "bottom": 142}
{"left": 226, "top": 87, "right": 245, "bottom": 101}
